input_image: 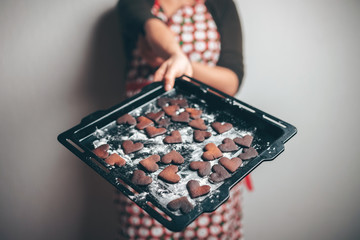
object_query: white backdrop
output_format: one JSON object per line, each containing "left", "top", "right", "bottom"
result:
{"left": 0, "top": 0, "right": 359, "bottom": 239}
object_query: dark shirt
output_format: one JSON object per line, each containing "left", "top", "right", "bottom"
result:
{"left": 117, "top": 0, "right": 244, "bottom": 85}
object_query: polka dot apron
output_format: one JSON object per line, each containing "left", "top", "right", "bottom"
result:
{"left": 118, "top": 1, "right": 245, "bottom": 239}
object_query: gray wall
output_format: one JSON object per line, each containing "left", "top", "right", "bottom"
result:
{"left": 0, "top": 0, "right": 359, "bottom": 239}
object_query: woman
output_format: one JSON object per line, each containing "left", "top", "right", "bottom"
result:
{"left": 116, "top": 0, "right": 250, "bottom": 239}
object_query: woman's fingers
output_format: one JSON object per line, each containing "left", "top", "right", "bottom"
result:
{"left": 154, "top": 62, "right": 168, "bottom": 82}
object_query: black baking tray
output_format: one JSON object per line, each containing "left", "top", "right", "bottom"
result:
{"left": 58, "top": 75, "right": 297, "bottom": 232}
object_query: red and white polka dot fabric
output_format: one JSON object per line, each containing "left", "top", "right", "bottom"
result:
{"left": 125, "top": 0, "right": 221, "bottom": 97}
{"left": 118, "top": 1, "right": 244, "bottom": 239}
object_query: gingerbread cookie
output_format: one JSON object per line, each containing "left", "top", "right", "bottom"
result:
{"left": 167, "top": 197, "right": 194, "bottom": 214}
{"left": 193, "top": 130, "right": 212, "bottom": 143}
{"left": 146, "top": 111, "right": 164, "bottom": 122}
{"left": 161, "top": 150, "right": 184, "bottom": 164}
{"left": 186, "top": 180, "right": 211, "bottom": 198}
{"left": 145, "top": 126, "right": 166, "bottom": 138}
{"left": 202, "top": 143, "right": 223, "bottom": 161}
{"left": 219, "top": 157, "right": 242, "bottom": 173}
{"left": 171, "top": 112, "right": 190, "bottom": 123}
{"left": 218, "top": 138, "right": 239, "bottom": 152}
{"left": 189, "top": 118, "right": 207, "bottom": 130}
{"left": 234, "top": 135, "right": 254, "bottom": 148}
{"left": 158, "top": 165, "right": 180, "bottom": 183}
{"left": 239, "top": 147, "right": 258, "bottom": 160}
{"left": 105, "top": 153, "right": 126, "bottom": 166}
{"left": 116, "top": 113, "right": 136, "bottom": 125}
{"left": 170, "top": 98, "right": 188, "bottom": 108}
{"left": 162, "top": 105, "right": 179, "bottom": 116}
{"left": 131, "top": 170, "right": 152, "bottom": 186}
{"left": 136, "top": 116, "right": 154, "bottom": 130}
{"left": 211, "top": 122, "right": 233, "bottom": 134}
{"left": 139, "top": 155, "right": 160, "bottom": 172}
{"left": 92, "top": 144, "right": 110, "bottom": 159}
{"left": 185, "top": 108, "right": 202, "bottom": 119}
{"left": 210, "top": 164, "right": 231, "bottom": 183}
{"left": 163, "top": 130, "right": 182, "bottom": 144}
{"left": 157, "top": 118, "right": 171, "bottom": 128}
{"left": 189, "top": 161, "right": 211, "bottom": 177}
{"left": 122, "top": 140, "right": 143, "bottom": 154}
{"left": 157, "top": 97, "right": 171, "bottom": 107}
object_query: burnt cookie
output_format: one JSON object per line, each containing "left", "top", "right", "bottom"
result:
{"left": 158, "top": 165, "right": 180, "bottom": 183}
{"left": 185, "top": 108, "right": 202, "bottom": 119}
{"left": 157, "top": 118, "right": 171, "bottom": 128}
{"left": 233, "top": 135, "right": 254, "bottom": 148}
{"left": 136, "top": 116, "right": 154, "bottom": 130}
{"left": 239, "top": 147, "right": 258, "bottom": 160}
{"left": 170, "top": 98, "right": 188, "bottom": 108}
{"left": 187, "top": 180, "right": 211, "bottom": 198}
{"left": 189, "top": 118, "right": 207, "bottom": 130}
{"left": 162, "top": 105, "right": 179, "bottom": 116}
{"left": 105, "top": 153, "right": 126, "bottom": 166}
{"left": 167, "top": 197, "right": 194, "bottom": 214}
{"left": 193, "top": 130, "right": 212, "bottom": 142}
{"left": 161, "top": 150, "right": 184, "bottom": 164}
{"left": 157, "top": 97, "right": 171, "bottom": 107}
{"left": 211, "top": 122, "right": 233, "bottom": 134}
{"left": 116, "top": 113, "right": 136, "bottom": 125}
{"left": 145, "top": 126, "right": 166, "bottom": 138}
{"left": 219, "top": 157, "right": 242, "bottom": 173}
{"left": 202, "top": 143, "right": 223, "bottom": 161}
{"left": 139, "top": 155, "right": 160, "bottom": 172}
{"left": 131, "top": 170, "right": 152, "bottom": 186}
{"left": 92, "top": 144, "right": 110, "bottom": 159}
{"left": 122, "top": 140, "right": 144, "bottom": 154}
{"left": 146, "top": 111, "right": 165, "bottom": 122}
{"left": 189, "top": 161, "right": 211, "bottom": 177}
{"left": 210, "top": 164, "right": 231, "bottom": 183}
{"left": 218, "top": 138, "right": 239, "bottom": 152}
{"left": 171, "top": 112, "right": 190, "bottom": 123}
{"left": 163, "top": 130, "right": 182, "bottom": 144}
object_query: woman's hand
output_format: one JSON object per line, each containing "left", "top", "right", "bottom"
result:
{"left": 138, "top": 36, "right": 164, "bottom": 68}
{"left": 153, "top": 52, "right": 193, "bottom": 91}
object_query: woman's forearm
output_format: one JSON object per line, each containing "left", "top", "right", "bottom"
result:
{"left": 191, "top": 62, "right": 239, "bottom": 96}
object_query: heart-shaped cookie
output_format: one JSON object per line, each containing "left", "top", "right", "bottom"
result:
{"left": 202, "top": 143, "right": 223, "bottom": 161}
{"left": 105, "top": 153, "right": 126, "bottom": 166}
{"left": 186, "top": 180, "right": 211, "bottom": 198}
{"left": 116, "top": 113, "right": 136, "bottom": 125}
{"left": 92, "top": 144, "right": 110, "bottom": 159}
{"left": 193, "top": 130, "right": 211, "bottom": 143}
{"left": 161, "top": 150, "right": 184, "bottom": 164}
{"left": 167, "top": 196, "right": 194, "bottom": 214}
{"left": 136, "top": 116, "right": 154, "bottom": 130}
{"left": 189, "top": 161, "right": 211, "bottom": 177}
{"left": 210, "top": 164, "right": 231, "bottom": 183}
{"left": 122, "top": 140, "right": 144, "bottom": 154}
{"left": 157, "top": 118, "right": 171, "bottom": 128}
{"left": 146, "top": 111, "right": 164, "bottom": 122}
{"left": 185, "top": 108, "right": 202, "bottom": 119}
{"left": 158, "top": 165, "right": 180, "bottom": 183}
{"left": 163, "top": 130, "right": 182, "bottom": 144}
{"left": 170, "top": 98, "right": 188, "bottom": 108}
{"left": 219, "top": 157, "right": 242, "bottom": 173}
{"left": 139, "top": 155, "right": 160, "bottom": 172}
{"left": 162, "top": 105, "right": 179, "bottom": 116}
{"left": 211, "top": 122, "right": 233, "bottom": 134}
{"left": 218, "top": 138, "right": 239, "bottom": 152}
{"left": 233, "top": 135, "right": 254, "bottom": 148}
{"left": 131, "top": 170, "right": 152, "bottom": 186}
{"left": 145, "top": 126, "right": 166, "bottom": 138}
{"left": 239, "top": 147, "right": 258, "bottom": 160}
{"left": 157, "top": 97, "right": 171, "bottom": 107}
{"left": 171, "top": 112, "right": 190, "bottom": 123}
{"left": 189, "top": 118, "right": 207, "bottom": 130}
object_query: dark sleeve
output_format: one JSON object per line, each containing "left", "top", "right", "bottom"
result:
{"left": 117, "top": 0, "right": 156, "bottom": 60}
{"left": 206, "top": 0, "right": 244, "bottom": 87}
